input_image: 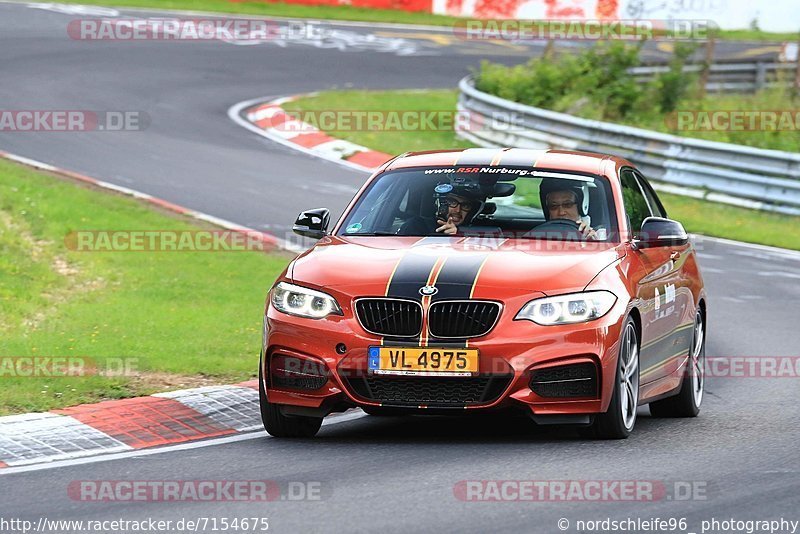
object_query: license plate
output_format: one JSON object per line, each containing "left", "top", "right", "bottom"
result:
{"left": 368, "top": 346, "right": 478, "bottom": 376}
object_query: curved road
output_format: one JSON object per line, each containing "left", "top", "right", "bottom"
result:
{"left": 1, "top": 3, "right": 799, "bottom": 532}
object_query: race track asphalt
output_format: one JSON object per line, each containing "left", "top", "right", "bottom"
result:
{"left": 1, "top": 3, "right": 799, "bottom": 532}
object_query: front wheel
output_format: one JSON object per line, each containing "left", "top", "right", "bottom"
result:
{"left": 649, "top": 310, "right": 705, "bottom": 418}
{"left": 259, "top": 354, "right": 322, "bottom": 438}
{"left": 586, "top": 317, "right": 640, "bottom": 440}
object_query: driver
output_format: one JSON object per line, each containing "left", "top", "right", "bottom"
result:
{"left": 435, "top": 192, "right": 481, "bottom": 235}
{"left": 397, "top": 184, "right": 486, "bottom": 236}
{"left": 540, "top": 180, "right": 597, "bottom": 240}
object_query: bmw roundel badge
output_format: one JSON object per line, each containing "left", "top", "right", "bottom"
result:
{"left": 419, "top": 285, "right": 439, "bottom": 296}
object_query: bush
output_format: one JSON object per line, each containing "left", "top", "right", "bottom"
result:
{"left": 476, "top": 41, "right": 647, "bottom": 121}
{"left": 474, "top": 40, "right": 799, "bottom": 152}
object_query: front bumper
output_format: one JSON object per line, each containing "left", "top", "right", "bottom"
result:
{"left": 262, "top": 295, "right": 627, "bottom": 419}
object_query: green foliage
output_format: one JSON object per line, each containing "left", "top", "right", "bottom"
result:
{"left": 477, "top": 41, "right": 647, "bottom": 121}
{"left": 476, "top": 41, "right": 800, "bottom": 152}
{"left": 650, "top": 41, "right": 698, "bottom": 114}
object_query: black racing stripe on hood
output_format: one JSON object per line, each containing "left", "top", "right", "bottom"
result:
{"left": 427, "top": 253, "right": 489, "bottom": 347}
{"left": 386, "top": 252, "right": 439, "bottom": 301}
{"left": 431, "top": 253, "right": 489, "bottom": 302}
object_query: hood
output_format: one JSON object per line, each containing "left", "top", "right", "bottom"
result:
{"left": 290, "top": 235, "right": 624, "bottom": 298}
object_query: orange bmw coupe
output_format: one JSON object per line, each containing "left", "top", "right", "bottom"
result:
{"left": 259, "top": 148, "right": 707, "bottom": 439}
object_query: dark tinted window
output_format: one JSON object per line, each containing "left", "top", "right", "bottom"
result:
{"left": 336, "top": 167, "right": 618, "bottom": 240}
{"left": 634, "top": 171, "right": 667, "bottom": 219}
{"left": 619, "top": 168, "right": 652, "bottom": 233}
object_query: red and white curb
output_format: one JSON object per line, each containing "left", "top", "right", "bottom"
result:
{"left": 0, "top": 382, "right": 261, "bottom": 468}
{"left": 0, "top": 150, "right": 305, "bottom": 254}
{"left": 228, "top": 94, "right": 392, "bottom": 173}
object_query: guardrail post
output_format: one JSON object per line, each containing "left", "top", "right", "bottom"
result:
{"left": 755, "top": 62, "right": 767, "bottom": 90}
{"left": 699, "top": 37, "right": 716, "bottom": 97}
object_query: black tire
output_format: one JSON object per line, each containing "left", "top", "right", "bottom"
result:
{"left": 259, "top": 354, "right": 322, "bottom": 438}
{"left": 649, "top": 310, "right": 705, "bottom": 418}
{"left": 589, "top": 317, "right": 640, "bottom": 440}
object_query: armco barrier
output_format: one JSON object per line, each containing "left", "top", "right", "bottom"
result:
{"left": 456, "top": 76, "right": 800, "bottom": 216}
{"left": 630, "top": 62, "right": 797, "bottom": 93}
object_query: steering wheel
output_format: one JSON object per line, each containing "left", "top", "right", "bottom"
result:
{"left": 527, "top": 218, "right": 584, "bottom": 239}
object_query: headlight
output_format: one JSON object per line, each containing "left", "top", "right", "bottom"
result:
{"left": 270, "top": 282, "right": 342, "bottom": 319}
{"left": 515, "top": 291, "right": 617, "bottom": 325}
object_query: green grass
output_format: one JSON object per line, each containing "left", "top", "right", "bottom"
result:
{"left": 288, "top": 88, "right": 800, "bottom": 251}
{"left": 282, "top": 89, "right": 474, "bottom": 155}
{"left": 0, "top": 159, "right": 290, "bottom": 415}
{"left": 658, "top": 191, "right": 800, "bottom": 250}
{"left": 56, "top": 0, "right": 796, "bottom": 41}
{"left": 614, "top": 88, "right": 800, "bottom": 152}
{"left": 60, "top": 0, "right": 463, "bottom": 26}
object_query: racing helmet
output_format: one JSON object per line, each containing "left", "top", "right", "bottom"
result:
{"left": 434, "top": 182, "right": 487, "bottom": 225}
{"left": 539, "top": 178, "right": 587, "bottom": 220}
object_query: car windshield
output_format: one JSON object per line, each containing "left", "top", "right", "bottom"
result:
{"left": 336, "top": 167, "right": 618, "bottom": 241}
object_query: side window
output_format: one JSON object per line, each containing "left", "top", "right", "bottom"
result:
{"left": 634, "top": 171, "right": 667, "bottom": 218}
{"left": 619, "top": 168, "right": 652, "bottom": 234}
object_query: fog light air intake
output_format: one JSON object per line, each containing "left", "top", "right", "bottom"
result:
{"left": 270, "top": 353, "right": 329, "bottom": 391}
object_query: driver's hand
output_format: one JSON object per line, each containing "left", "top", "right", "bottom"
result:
{"left": 577, "top": 220, "right": 597, "bottom": 240}
{"left": 436, "top": 217, "right": 458, "bottom": 235}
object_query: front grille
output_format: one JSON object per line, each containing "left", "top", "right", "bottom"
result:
{"left": 530, "top": 363, "right": 598, "bottom": 398}
{"left": 428, "top": 301, "right": 500, "bottom": 338}
{"left": 344, "top": 374, "right": 513, "bottom": 407}
{"left": 355, "top": 299, "right": 422, "bottom": 337}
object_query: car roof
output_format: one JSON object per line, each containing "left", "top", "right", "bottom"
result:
{"left": 384, "top": 148, "right": 622, "bottom": 176}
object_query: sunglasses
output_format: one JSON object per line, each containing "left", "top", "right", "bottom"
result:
{"left": 547, "top": 201, "right": 577, "bottom": 211}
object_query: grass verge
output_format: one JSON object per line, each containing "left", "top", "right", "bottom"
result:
{"left": 0, "top": 158, "right": 290, "bottom": 415}
{"left": 58, "top": 0, "right": 463, "bottom": 26}
{"left": 285, "top": 88, "right": 800, "bottom": 251}
{"left": 57, "top": 0, "right": 796, "bottom": 41}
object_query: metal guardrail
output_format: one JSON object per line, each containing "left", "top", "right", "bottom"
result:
{"left": 456, "top": 76, "right": 800, "bottom": 216}
{"left": 630, "top": 62, "right": 797, "bottom": 93}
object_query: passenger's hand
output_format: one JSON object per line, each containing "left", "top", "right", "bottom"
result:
{"left": 577, "top": 220, "right": 597, "bottom": 240}
{"left": 436, "top": 217, "right": 458, "bottom": 235}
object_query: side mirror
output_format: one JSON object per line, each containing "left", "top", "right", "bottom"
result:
{"left": 293, "top": 208, "right": 330, "bottom": 239}
{"left": 635, "top": 217, "right": 689, "bottom": 249}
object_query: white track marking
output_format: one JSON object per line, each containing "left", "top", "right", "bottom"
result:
{"left": 2, "top": 153, "right": 57, "bottom": 171}
{"left": 0, "top": 411, "right": 368, "bottom": 475}
{"left": 27, "top": 2, "right": 120, "bottom": 16}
